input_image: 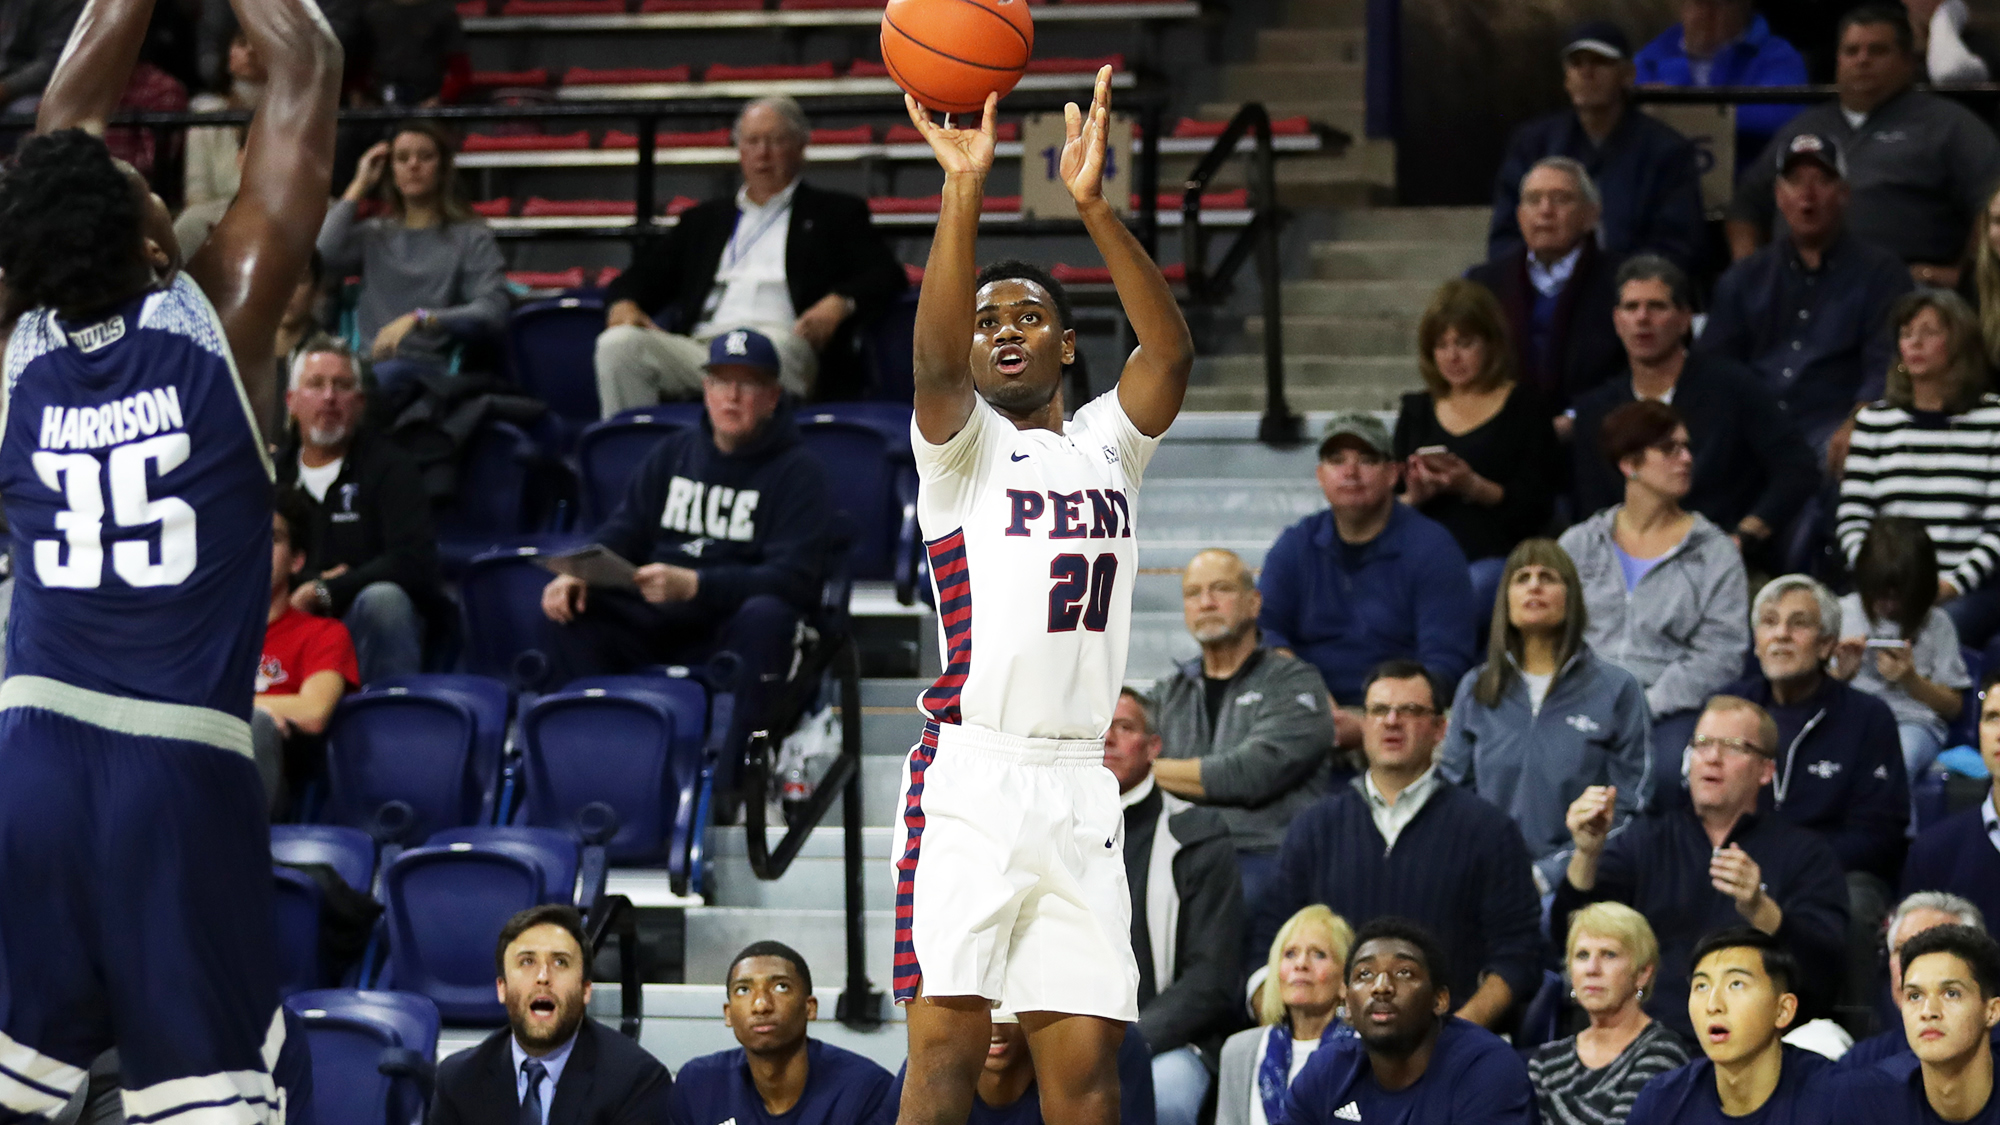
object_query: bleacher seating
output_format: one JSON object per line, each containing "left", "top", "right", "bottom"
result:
{"left": 284, "top": 990, "right": 440, "bottom": 1125}
{"left": 432, "top": 418, "right": 574, "bottom": 570}
{"left": 576, "top": 411, "right": 690, "bottom": 525}
{"left": 324, "top": 687, "right": 489, "bottom": 845}
{"left": 380, "top": 826, "right": 597, "bottom": 1023}
{"left": 517, "top": 675, "right": 711, "bottom": 863}
{"left": 795, "top": 418, "right": 915, "bottom": 585}
{"left": 508, "top": 295, "right": 609, "bottom": 433}
{"left": 460, "top": 547, "right": 562, "bottom": 690}
{"left": 274, "top": 866, "right": 334, "bottom": 996}
{"left": 273, "top": 824, "right": 380, "bottom": 895}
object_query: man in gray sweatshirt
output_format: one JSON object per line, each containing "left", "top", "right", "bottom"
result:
{"left": 1150, "top": 548, "right": 1338, "bottom": 914}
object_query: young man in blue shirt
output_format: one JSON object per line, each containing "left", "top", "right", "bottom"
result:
{"left": 1282, "top": 918, "right": 1536, "bottom": 1125}
{"left": 670, "top": 942, "right": 895, "bottom": 1125}
{"left": 1836, "top": 924, "right": 2000, "bottom": 1123}
{"left": 1626, "top": 928, "right": 1835, "bottom": 1124}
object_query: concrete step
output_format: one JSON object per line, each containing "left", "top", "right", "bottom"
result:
{"left": 1282, "top": 278, "right": 1444, "bottom": 317}
{"left": 707, "top": 825, "right": 896, "bottom": 909}
{"left": 1145, "top": 433, "right": 1335, "bottom": 479}
{"left": 1256, "top": 27, "right": 1362, "bottom": 65}
{"left": 577, "top": 984, "right": 908, "bottom": 1073}
{"left": 1243, "top": 313, "right": 1416, "bottom": 356}
{"left": 1324, "top": 206, "right": 1490, "bottom": 242}
{"left": 685, "top": 905, "right": 897, "bottom": 994}
{"left": 1180, "top": 381, "right": 1416, "bottom": 414}
{"left": 1199, "top": 99, "right": 1362, "bottom": 135}
{"left": 1308, "top": 238, "right": 1482, "bottom": 281}
{"left": 1193, "top": 353, "right": 1418, "bottom": 391}
{"left": 1222, "top": 62, "right": 1363, "bottom": 103}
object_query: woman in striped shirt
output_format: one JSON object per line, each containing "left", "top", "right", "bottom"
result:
{"left": 1529, "top": 903, "right": 1689, "bottom": 1125}
{"left": 1836, "top": 289, "right": 2000, "bottom": 650}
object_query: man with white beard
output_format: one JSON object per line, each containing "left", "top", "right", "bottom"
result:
{"left": 275, "top": 334, "right": 440, "bottom": 683}
{"left": 1147, "top": 548, "right": 1339, "bottom": 913}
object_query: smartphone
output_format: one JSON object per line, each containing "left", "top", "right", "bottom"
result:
{"left": 1414, "top": 445, "right": 1449, "bottom": 458}
{"left": 1864, "top": 638, "right": 1907, "bottom": 650}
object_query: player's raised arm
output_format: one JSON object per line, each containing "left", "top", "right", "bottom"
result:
{"left": 34, "top": 0, "right": 156, "bottom": 136}
{"left": 185, "top": 0, "right": 341, "bottom": 437}
{"left": 1063, "top": 67, "right": 1193, "bottom": 438}
{"left": 903, "top": 91, "right": 996, "bottom": 445}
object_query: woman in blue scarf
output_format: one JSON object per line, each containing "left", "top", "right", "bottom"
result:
{"left": 1215, "top": 905, "right": 1357, "bottom": 1125}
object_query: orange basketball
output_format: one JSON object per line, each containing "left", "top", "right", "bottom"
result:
{"left": 880, "top": 0, "right": 1034, "bottom": 115}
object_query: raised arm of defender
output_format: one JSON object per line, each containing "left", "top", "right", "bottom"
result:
{"left": 903, "top": 91, "right": 997, "bottom": 446}
{"left": 1061, "top": 67, "right": 1192, "bottom": 438}
{"left": 187, "top": 0, "right": 341, "bottom": 437}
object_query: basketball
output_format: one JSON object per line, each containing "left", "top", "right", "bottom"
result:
{"left": 881, "top": 0, "right": 1035, "bottom": 115}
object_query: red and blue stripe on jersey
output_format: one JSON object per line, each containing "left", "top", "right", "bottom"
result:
{"left": 892, "top": 721, "right": 940, "bottom": 1001}
{"left": 920, "top": 529, "right": 973, "bottom": 724}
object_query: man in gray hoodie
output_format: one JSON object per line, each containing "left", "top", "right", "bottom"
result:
{"left": 1150, "top": 548, "right": 1338, "bottom": 912}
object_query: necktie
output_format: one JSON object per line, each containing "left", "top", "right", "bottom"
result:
{"left": 520, "top": 1058, "right": 549, "bottom": 1125}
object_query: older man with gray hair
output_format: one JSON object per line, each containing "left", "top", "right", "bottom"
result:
{"left": 596, "top": 95, "right": 907, "bottom": 408}
{"left": 1466, "top": 156, "right": 1627, "bottom": 417}
{"left": 1722, "top": 571, "right": 1910, "bottom": 1034}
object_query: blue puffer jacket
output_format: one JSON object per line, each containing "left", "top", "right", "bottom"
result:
{"left": 1633, "top": 14, "right": 1810, "bottom": 168}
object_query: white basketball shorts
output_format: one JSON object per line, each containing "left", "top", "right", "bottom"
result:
{"left": 891, "top": 720, "right": 1141, "bottom": 1021}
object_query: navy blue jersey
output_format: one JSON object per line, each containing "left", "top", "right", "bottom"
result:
{"left": 0, "top": 273, "right": 271, "bottom": 719}
{"left": 668, "top": 1038, "right": 894, "bottom": 1125}
{"left": 1626, "top": 1045, "right": 1837, "bottom": 1125}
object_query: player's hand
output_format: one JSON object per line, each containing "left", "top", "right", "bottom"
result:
{"left": 344, "top": 141, "right": 391, "bottom": 202}
{"left": 792, "top": 293, "right": 849, "bottom": 352}
{"left": 542, "top": 574, "right": 586, "bottom": 623}
{"left": 1059, "top": 66, "right": 1114, "bottom": 206}
{"left": 635, "top": 563, "right": 699, "bottom": 604}
{"left": 606, "top": 299, "right": 657, "bottom": 331}
{"left": 372, "top": 313, "right": 418, "bottom": 360}
{"left": 1566, "top": 785, "right": 1616, "bottom": 854}
{"left": 1711, "top": 844, "right": 1766, "bottom": 918}
{"left": 904, "top": 91, "right": 997, "bottom": 177}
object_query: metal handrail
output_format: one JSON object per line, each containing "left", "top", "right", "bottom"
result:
{"left": 1180, "top": 101, "right": 1315, "bottom": 447}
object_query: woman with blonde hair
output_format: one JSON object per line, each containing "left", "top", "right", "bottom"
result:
{"left": 1437, "top": 539, "right": 1653, "bottom": 892}
{"left": 1529, "top": 903, "right": 1688, "bottom": 1125}
{"left": 1394, "top": 278, "right": 1564, "bottom": 617}
{"left": 317, "top": 120, "right": 507, "bottom": 394}
{"left": 1967, "top": 181, "right": 2000, "bottom": 369}
{"left": 1836, "top": 288, "right": 2000, "bottom": 652}
{"left": 1215, "top": 905, "right": 1356, "bottom": 1125}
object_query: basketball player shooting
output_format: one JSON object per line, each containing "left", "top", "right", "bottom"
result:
{"left": 0, "top": 0, "right": 336, "bottom": 1113}
{"left": 894, "top": 67, "right": 1194, "bottom": 1125}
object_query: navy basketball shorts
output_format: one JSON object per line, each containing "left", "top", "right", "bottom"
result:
{"left": 0, "top": 702, "right": 291, "bottom": 1124}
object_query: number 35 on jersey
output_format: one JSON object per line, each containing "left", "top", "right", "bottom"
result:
{"left": 31, "top": 389, "right": 197, "bottom": 589}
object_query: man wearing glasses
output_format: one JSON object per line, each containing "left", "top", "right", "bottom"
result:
{"left": 1553, "top": 694, "right": 1850, "bottom": 1042}
{"left": 1249, "top": 659, "right": 1542, "bottom": 1030}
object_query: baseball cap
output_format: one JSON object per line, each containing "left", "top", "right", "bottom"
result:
{"left": 1777, "top": 132, "right": 1847, "bottom": 179}
{"left": 1562, "top": 20, "right": 1630, "bottom": 61}
{"left": 1317, "top": 411, "right": 1393, "bottom": 460}
{"left": 705, "top": 327, "right": 782, "bottom": 376}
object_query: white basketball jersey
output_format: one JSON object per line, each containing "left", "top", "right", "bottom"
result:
{"left": 912, "top": 391, "right": 1159, "bottom": 740}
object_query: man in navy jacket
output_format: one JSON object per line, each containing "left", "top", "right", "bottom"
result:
{"left": 1554, "top": 695, "right": 1850, "bottom": 1039}
{"left": 1282, "top": 919, "right": 1536, "bottom": 1125}
{"left": 1728, "top": 574, "right": 1908, "bottom": 1033}
{"left": 1257, "top": 414, "right": 1475, "bottom": 744}
{"left": 1489, "top": 21, "right": 1706, "bottom": 272}
{"left": 541, "top": 328, "right": 829, "bottom": 795}
{"left": 1902, "top": 665, "right": 2000, "bottom": 946}
{"left": 1252, "top": 661, "right": 1542, "bottom": 1031}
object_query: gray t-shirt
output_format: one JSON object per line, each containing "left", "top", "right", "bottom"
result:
{"left": 1838, "top": 593, "right": 1972, "bottom": 739}
{"left": 315, "top": 198, "right": 510, "bottom": 363}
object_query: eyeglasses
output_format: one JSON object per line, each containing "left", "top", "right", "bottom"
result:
{"left": 1686, "top": 735, "right": 1772, "bottom": 760}
{"left": 1649, "top": 439, "right": 1692, "bottom": 457}
{"left": 1364, "top": 703, "right": 1437, "bottom": 721}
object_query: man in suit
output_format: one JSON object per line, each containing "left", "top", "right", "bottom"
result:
{"left": 429, "top": 905, "right": 673, "bottom": 1125}
{"left": 1466, "top": 156, "right": 1625, "bottom": 422}
{"left": 595, "top": 95, "right": 908, "bottom": 408}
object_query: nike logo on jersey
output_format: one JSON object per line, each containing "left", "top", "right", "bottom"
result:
{"left": 1010, "top": 452, "right": 1030, "bottom": 462}
{"left": 37, "top": 387, "right": 185, "bottom": 452}
{"left": 660, "top": 477, "right": 760, "bottom": 541}
{"left": 1003, "top": 488, "right": 1133, "bottom": 539}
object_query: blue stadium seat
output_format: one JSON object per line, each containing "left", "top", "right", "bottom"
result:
{"left": 858, "top": 288, "right": 918, "bottom": 401}
{"left": 371, "top": 675, "right": 514, "bottom": 824}
{"left": 460, "top": 548, "right": 560, "bottom": 691}
{"left": 272, "top": 824, "right": 378, "bottom": 896}
{"left": 274, "top": 866, "right": 330, "bottom": 997}
{"left": 518, "top": 676, "right": 710, "bottom": 865}
{"left": 575, "top": 412, "right": 689, "bottom": 526}
{"left": 380, "top": 827, "right": 588, "bottom": 1024}
{"left": 433, "top": 419, "right": 577, "bottom": 573}
{"left": 324, "top": 688, "right": 485, "bottom": 845}
{"left": 284, "top": 989, "right": 439, "bottom": 1125}
{"left": 509, "top": 295, "right": 606, "bottom": 431}
{"left": 798, "top": 402, "right": 913, "bottom": 454}
{"left": 611, "top": 402, "right": 703, "bottom": 429}
{"left": 795, "top": 418, "right": 916, "bottom": 586}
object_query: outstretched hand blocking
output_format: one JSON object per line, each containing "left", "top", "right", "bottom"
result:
{"left": 904, "top": 91, "right": 998, "bottom": 177}
{"left": 1058, "top": 66, "right": 1114, "bottom": 206}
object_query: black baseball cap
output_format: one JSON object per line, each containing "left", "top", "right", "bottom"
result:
{"left": 1563, "top": 21, "right": 1630, "bottom": 61}
{"left": 1777, "top": 132, "right": 1847, "bottom": 179}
